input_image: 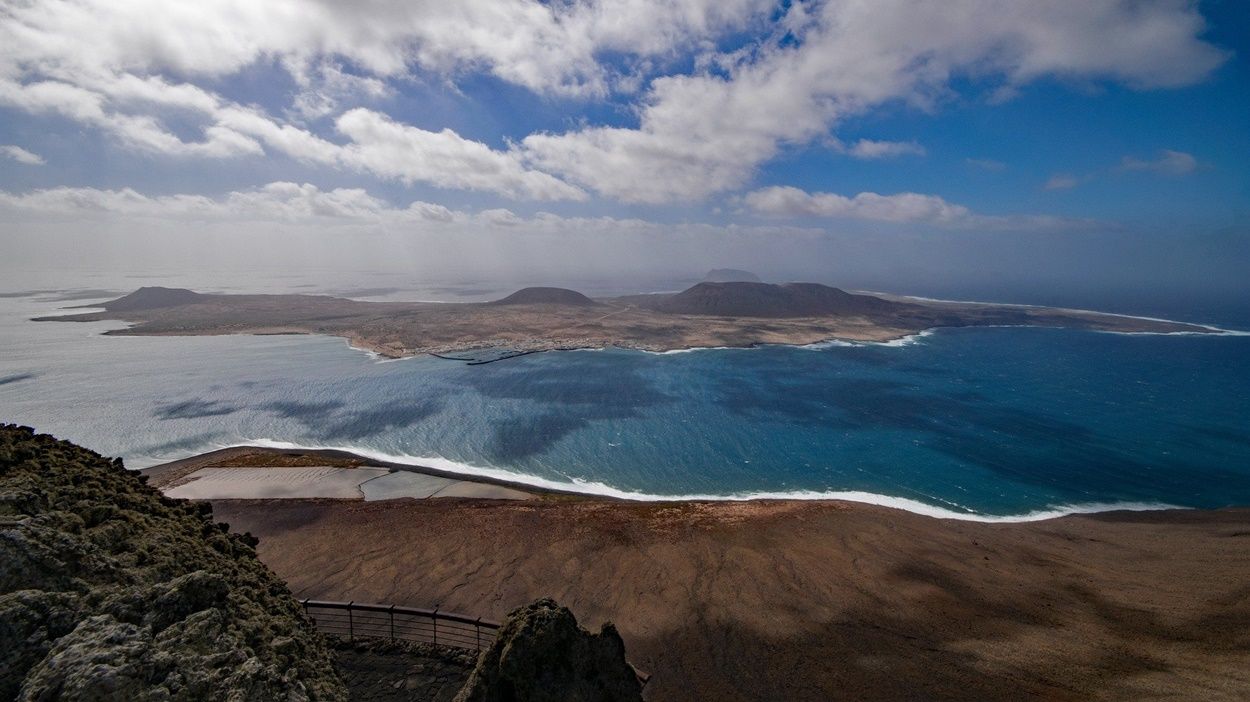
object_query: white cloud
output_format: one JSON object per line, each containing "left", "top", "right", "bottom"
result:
{"left": 0, "top": 179, "right": 482, "bottom": 227}
{"left": 0, "top": 0, "right": 769, "bottom": 98}
{"left": 287, "top": 61, "right": 391, "bottom": 122}
{"left": 0, "top": 1, "right": 767, "bottom": 200}
{"left": 1, "top": 145, "right": 45, "bottom": 165}
{"left": 1119, "top": 149, "right": 1198, "bottom": 175}
{"left": 0, "top": 1, "right": 1227, "bottom": 206}
{"left": 0, "top": 76, "right": 583, "bottom": 199}
{"left": 745, "top": 186, "right": 972, "bottom": 224}
{"left": 477, "top": 208, "right": 524, "bottom": 227}
{"left": 844, "top": 139, "right": 925, "bottom": 159}
{"left": 1043, "top": 150, "right": 1198, "bottom": 190}
{"left": 0, "top": 182, "right": 743, "bottom": 238}
{"left": 333, "top": 109, "right": 586, "bottom": 201}
{"left": 965, "top": 158, "right": 1007, "bottom": 172}
{"left": 0, "top": 183, "right": 415, "bottom": 223}
{"left": 0, "top": 77, "right": 264, "bottom": 158}
{"left": 523, "top": 1, "right": 1227, "bottom": 202}
{"left": 743, "top": 185, "right": 1082, "bottom": 230}
{"left": 1044, "top": 174, "right": 1081, "bottom": 191}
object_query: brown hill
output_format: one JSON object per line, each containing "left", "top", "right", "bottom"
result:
{"left": 489, "top": 287, "right": 600, "bottom": 306}
{"left": 97, "top": 286, "right": 208, "bottom": 312}
{"left": 643, "top": 282, "right": 904, "bottom": 318}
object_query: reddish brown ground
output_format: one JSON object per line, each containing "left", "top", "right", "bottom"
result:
{"left": 214, "top": 498, "right": 1250, "bottom": 701}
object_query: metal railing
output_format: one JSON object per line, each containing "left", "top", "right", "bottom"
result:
{"left": 304, "top": 598, "right": 652, "bottom": 687}
{"left": 301, "top": 599, "right": 500, "bottom": 653}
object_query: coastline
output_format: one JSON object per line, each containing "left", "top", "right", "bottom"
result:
{"left": 146, "top": 443, "right": 1191, "bottom": 523}
{"left": 866, "top": 289, "right": 1250, "bottom": 333}
{"left": 34, "top": 283, "right": 1231, "bottom": 361}
{"left": 152, "top": 442, "right": 1250, "bottom": 700}
{"left": 101, "top": 315, "right": 1243, "bottom": 366}
{"left": 142, "top": 445, "right": 544, "bottom": 500}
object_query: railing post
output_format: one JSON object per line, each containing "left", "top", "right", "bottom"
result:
{"left": 297, "top": 599, "right": 495, "bottom": 653}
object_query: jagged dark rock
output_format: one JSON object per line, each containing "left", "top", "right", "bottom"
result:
{"left": 0, "top": 424, "right": 346, "bottom": 701}
{"left": 454, "top": 598, "right": 643, "bottom": 702}
{"left": 330, "top": 637, "right": 478, "bottom": 702}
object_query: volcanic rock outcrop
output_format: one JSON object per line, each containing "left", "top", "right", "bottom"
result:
{"left": 454, "top": 598, "right": 643, "bottom": 702}
{"left": 0, "top": 424, "right": 347, "bottom": 701}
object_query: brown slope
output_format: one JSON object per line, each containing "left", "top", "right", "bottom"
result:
{"left": 94, "top": 286, "right": 208, "bottom": 311}
{"left": 215, "top": 497, "right": 1250, "bottom": 702}
{"left": 488, "top": 287, "right": 601, "bottom": 307}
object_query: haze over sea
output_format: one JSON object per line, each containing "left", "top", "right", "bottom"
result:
{"left": 3, "top": 267, "right": 1249, "bottom": 521}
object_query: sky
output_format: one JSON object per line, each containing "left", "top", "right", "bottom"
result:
{"left": 1, "top": 1, "right": 1247, "bottom": 306}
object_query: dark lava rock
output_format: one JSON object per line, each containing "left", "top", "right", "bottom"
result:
{"left": 331, "top": 637, "right": 478, "bottom": 702}
{"left": 0, "top": 424, "right": 346, "bottom": 701}
{"left": 454, "top": 598, "right": 643, "bottom": 702}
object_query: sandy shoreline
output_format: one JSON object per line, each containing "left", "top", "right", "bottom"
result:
{"left": 142, "top": 446, "right": 540, "bottom": 501}
{"left": 145, "top": 444, "right": 1181, "bottom": 521}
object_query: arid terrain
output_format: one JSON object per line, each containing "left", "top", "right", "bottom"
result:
{"left": 34, "top": 282, "right": 1217, "bottom": 358}
{"left": 141, "top": 446, "right": 1250, "bottom": 702}
{"left": 212, "top": 495, "right": 1250, "bottom": 702}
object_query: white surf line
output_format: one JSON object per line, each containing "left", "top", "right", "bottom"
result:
{"left": 643, "top": 345, "right": 744, "bottom": 354}
{"left": 230, "top": 439, "right": 1184, "bottom": 523}
{"left": 339, "top": 337, "right": 431, "bottom": 364}
{"left": 627, "top": 330, "right": 937, "bottom": 355}
{"left": 1100, "top": 328, "right": 1250, "bottom": 337}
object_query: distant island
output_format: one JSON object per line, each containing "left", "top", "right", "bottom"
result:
{"left": 34, "top": 282, "right": 1218, "bottom": 359}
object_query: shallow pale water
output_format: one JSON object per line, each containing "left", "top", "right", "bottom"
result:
{"left": 2, "top": 282, "right": 1249, "bottom": 520}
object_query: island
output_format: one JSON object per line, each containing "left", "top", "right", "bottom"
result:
{"left": 34, "top": 282, "right": 1218, "bottom": 359}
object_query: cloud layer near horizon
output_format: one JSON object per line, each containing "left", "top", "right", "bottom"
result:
{"left": 1, "top": 180, "right": 1099, "bottom": 233}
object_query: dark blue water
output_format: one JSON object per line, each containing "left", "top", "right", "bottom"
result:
{"left": 2, "top": 288, "right": 1248, "bottom": 520}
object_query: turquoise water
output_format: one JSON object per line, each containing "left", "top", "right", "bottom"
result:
{"left": 2, "top": 290, "right": 1249, "bottom": 519}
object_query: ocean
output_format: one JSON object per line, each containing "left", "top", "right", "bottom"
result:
{"left": 2, "top": 271, "right": 1248, "bottom": 520}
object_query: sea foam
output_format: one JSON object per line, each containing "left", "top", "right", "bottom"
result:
{"left": 239, "top": 439, "right": 1180, "bottom": 523}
